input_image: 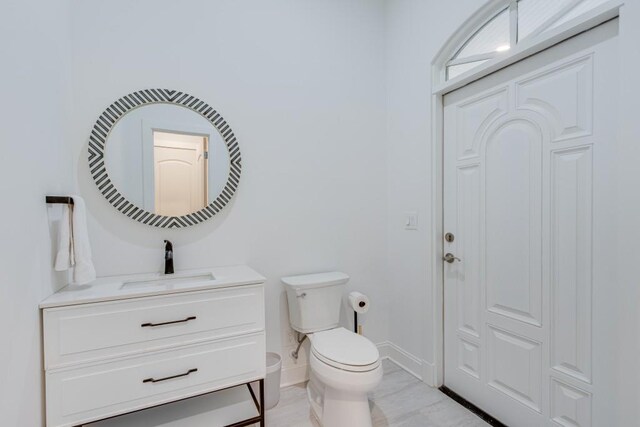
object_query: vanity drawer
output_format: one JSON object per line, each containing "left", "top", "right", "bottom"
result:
{"left": 43, "top": 285, "right": 264, "bottom": 369}
{"left": 45, "top": 333, "right": 265, "bottom": 427}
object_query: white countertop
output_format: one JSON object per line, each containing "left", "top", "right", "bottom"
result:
{"left": 40, "top": 265, "right": 266, "bottom": 309}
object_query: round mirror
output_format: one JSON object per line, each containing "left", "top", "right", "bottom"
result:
{"left": 88, "top": 89, "right": 241, "bottom": 228}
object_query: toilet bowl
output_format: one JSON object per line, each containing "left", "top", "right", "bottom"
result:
{"left": 282, "top": 272, "right": 382, "bottom": 427}
{"left": 307, "top": 328, "right": 382, "bottom": 427}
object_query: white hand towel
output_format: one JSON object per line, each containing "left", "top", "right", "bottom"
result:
{"left": 70, "top": 196, "right": 96, "bottom": 285}
{"left": 54, "top": 203, "right": 73, "bottom": 271}
{"left": 54, "top": 195, "right": 96, "bottom": 285}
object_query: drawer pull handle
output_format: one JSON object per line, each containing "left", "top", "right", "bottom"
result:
{"left": 141, "top": 316, "right": 196, "bottom": 328}
{"left": 143, "top": 368, "right": 198, "bottom": 384}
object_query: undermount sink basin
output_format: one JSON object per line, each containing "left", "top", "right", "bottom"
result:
{"left": 121, "top": 272, "right": 216, "bottom": 290}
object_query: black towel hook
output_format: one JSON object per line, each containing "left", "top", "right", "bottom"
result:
{"left": 45, "top": 196, "right": 74, "bottom": 205}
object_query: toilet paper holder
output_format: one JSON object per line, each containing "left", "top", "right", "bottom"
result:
{"left": 354, "top": 301, "right": 367, "bottom": 333}
{"left": 349, "top": 292, "right": 369, "bottom": 335}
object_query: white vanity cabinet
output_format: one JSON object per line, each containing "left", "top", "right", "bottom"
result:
{"left": 40, "top": 265, "right": 266, "bottom": 427}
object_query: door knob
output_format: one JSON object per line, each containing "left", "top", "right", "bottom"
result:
{"left": 444, "top": 253, "right": 461, "bottom": 263}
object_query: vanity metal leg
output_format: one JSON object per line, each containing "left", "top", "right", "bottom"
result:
{"left": 259, "top": 378, "right": 265, "bottom": 426}
{"left": 243, "top": 379, "right": 265, "bottom": 427}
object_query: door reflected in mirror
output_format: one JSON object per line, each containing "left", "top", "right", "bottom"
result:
{"left": 105, "top": 104, "right": 231, "bottom": 217}
{"left": 153, "top": 131, "right": 208, "bottom": 216}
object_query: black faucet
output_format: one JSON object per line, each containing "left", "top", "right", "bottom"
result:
{"left": 164, "top": 240, "right": 174, "bottom": 275}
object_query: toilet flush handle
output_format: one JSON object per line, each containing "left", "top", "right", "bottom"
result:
{"left": 297, "top": 292, "right": 307, "bottom": 298}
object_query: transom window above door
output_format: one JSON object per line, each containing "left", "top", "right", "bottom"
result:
{"left": 446, "top": 0, "right": 611, "bottom": 80}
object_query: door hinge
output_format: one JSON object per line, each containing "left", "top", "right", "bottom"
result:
{"left": 203, "top": 151, "right": 209, "bottom": 160}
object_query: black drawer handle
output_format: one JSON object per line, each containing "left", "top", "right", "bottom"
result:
{"left": 141, "top": 316, "right": 196, "bottom": 328}
{"left": 143, "top": 368, "right": 198, "bottom": 384}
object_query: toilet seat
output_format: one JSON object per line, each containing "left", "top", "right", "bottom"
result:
{"left": 310, "top": 327, "right": 380, "bottom": 372}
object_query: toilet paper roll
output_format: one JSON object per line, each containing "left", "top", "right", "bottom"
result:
{"left": 348, "top": 291, "right": 370, "bottom": 314}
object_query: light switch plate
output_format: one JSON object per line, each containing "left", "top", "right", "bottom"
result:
{"left": 404, "top": 211, "right": 418, "bottom": 230}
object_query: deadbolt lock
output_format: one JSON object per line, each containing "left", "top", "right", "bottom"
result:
{"left": 444, "top": 232, "right": 455, "bottom": 243}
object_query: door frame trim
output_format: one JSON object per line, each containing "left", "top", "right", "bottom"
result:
{"left": 428, "top": 2, "right": 622, "bottom": 387}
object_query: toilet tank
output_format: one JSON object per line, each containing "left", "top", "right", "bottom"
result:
{"left": 282, "top": 272, "right": 349, "bottom": 334}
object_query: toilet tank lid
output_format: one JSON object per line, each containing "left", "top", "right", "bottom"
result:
{"left": 281, "top": 271, "right": 349, "bottom": 289}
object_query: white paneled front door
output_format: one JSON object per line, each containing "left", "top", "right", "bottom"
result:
{"left": 443, "top": 20, "right": 619, "bottom": 426}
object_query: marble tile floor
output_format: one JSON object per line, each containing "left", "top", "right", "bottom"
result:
{"left": 264, "top": 359, "right": 489, "bottom": 427}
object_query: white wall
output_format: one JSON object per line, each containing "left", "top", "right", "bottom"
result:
{"left": 0, "top": 0, "right": 74, "bottom": 425}
{"left": 69, "top": 0, "right": 389, "bottom": 384}
{"left": 384, "top": 0, "right": 485, "bottom": 379}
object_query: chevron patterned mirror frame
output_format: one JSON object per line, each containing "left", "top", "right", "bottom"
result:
{"left": 88, "top": 89, "right": 242, "bottom": 228}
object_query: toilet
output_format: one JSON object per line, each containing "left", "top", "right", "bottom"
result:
{"left": 282, "top": 272, "right": 382, "bottom": 427}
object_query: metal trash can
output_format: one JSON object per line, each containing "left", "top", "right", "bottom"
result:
{"left": 265, "top": 352, "right": 282, "bottom": 410}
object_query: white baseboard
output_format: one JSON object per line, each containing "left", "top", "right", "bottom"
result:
{"left": 376, "top": 341, "right": 391, "bottom": 359}
{"left": 421, "top": 359, "right": 437, "bottom": 387}
{"left": 376, "top": 341, "right": 422, "bottom": 380}
{"left": 280, "top": 363, "right": 309, "bottom": 388}
{"left": 376, "top": 342, "right": 438, "bottom": 387}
